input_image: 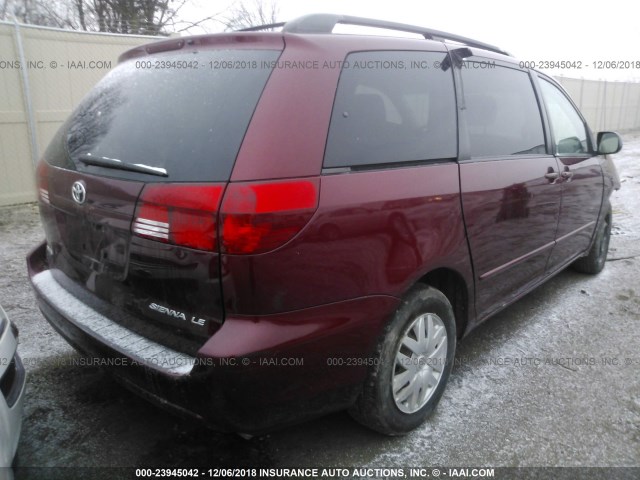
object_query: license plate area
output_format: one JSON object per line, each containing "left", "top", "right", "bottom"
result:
{"left": 62, "top": 210, "right": 130, "bottom": 282}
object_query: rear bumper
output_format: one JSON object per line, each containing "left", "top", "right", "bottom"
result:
{"left": 27, "top": 242, "right": 399, "bottom": 432}
{"left": 0, "top": 308, "right": 26, "bottom": 468}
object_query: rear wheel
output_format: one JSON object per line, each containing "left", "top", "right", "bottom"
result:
{"left": 349, "top": 284, "right": 456, "bottom": 435}
{"left": 572, "top": 207, "right": 612, "bottom": 274}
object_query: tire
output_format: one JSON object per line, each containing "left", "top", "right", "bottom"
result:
{"left": 349, "top": 284, "right": 456, "bottom": 435}
{"left": 572, "top": 206, "right": 612, "bottom": 274}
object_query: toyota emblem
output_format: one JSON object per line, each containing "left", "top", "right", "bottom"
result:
{"left": 71, "top": 181, "right": 86, "bottom": 204}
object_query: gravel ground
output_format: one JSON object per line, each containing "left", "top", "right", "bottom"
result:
{"left": 1, "top": 135, "right": 639, "bottom": 479}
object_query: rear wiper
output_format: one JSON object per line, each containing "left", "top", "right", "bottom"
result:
{"left": 78, "top": 154, "right": 168, "bottom": 177}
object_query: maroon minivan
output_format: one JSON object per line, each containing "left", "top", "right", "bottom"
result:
{"left": 28, "top": 14, "right": 622, "bottom": 435}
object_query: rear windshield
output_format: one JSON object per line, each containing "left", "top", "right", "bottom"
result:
{"left": 45, "top": 49, "right": 280, "bottom": 182}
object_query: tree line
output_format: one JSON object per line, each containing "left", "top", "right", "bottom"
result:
{"left": 0, "top": 0, "right": 279, "bottom": 35}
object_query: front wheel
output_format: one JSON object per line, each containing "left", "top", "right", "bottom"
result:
{"left": 349, "top": 284, "right": 456, "bottom": 435}
{"left": 572, "top": 206, "right": 612, "bottom": 274}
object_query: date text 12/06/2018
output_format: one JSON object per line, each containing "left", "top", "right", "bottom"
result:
{"left": 519, "top": 60, "right": 640, "bottom": 69}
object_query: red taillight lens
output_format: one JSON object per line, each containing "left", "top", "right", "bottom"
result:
{"left": 220, "top": 178, "right": 319, "bottom": 254}
{"left": 133, "top": 184, "right": 224, "bottom": 251}
{"left": 36, "top": 161, "right": 50, "bottom": 205}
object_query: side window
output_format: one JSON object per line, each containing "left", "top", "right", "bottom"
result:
{"left": 324, "top": 51, "right": 456, "bottom": 168}
{"left": 539, "top": 79, "right": 589, "bottom": 155}
{"left": 461, "top": 63, "right": 546, "bottom": 157}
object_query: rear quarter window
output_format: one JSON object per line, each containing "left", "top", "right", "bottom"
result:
{"left": 324, "top": 51, "right": 457, "bottom": 168}
{"left": 45, "top": 49, "right": 280, "bottom": 182}
{"left": 461, "top": 62, "right": 546, "bottom": 157}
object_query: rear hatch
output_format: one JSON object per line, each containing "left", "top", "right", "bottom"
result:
{"left": 36, "top": 43, "right": 281, "bottom": 355}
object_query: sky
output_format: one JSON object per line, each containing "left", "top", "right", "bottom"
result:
{"left": 178, "top": 0, "right": 640, "bottom": 82}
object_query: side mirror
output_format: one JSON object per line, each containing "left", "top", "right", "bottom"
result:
{"left": 597, "top": 131, "right": 623, "bottom": 155}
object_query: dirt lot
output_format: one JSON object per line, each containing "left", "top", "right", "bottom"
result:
{"left": 1, "top": 135, "right": 639, "bottom": 479}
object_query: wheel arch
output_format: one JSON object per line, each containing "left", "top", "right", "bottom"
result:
{"left": 586, "top": 199, "right": 612, "bottom": 254}
{"left": 417, "top": 268, "right": 469, "bottom": 339}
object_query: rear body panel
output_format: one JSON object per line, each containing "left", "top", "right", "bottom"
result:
{"left": 225, "top": 34, "right": 473, "bottom": 317}
{"left": 222, "top": 164, "right": 473, "bottom": 316}
{"left": 34, "top": 39, "right": 284, "bottom": 353}
{"left": 38, "top": 162, "right": 222, "bottom": 353}
{"left": 28, "top": 243, "right": 399, "bottom": 431}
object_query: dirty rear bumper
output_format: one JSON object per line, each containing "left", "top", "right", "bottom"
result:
{"left": 27, "top": 242, "right": 399, "bottom": 433}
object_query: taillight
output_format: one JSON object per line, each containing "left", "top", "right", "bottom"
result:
{"left": 220, "top": 178, "right": 319, "bottom": 254}
{"left": 36, "top": 161, "right": 50, "bottom": 205}
{"left": 133, "top": 184, "right": 224, "bottom": 251}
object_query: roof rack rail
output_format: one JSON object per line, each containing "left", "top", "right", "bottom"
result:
{"left": 239, "top": 22, "right": 285, "bottom": 32}
{"left": 239, "top": 13, "right": 510, "bottom": 57}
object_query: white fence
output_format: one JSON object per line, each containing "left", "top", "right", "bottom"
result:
{"left": 0, "top": 20, "right": 157, "bottom": 206}
{"left": 556, "top": 77, "right": 640, "bottom": 134}
{"left": 1, "top": 21, "right": 639, "bottom": 207}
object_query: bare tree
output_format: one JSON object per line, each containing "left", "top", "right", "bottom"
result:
{"left": 78, "top": 0, "right": 189, "bottom": 35}
{"left": 0, "top": 0, "right": 74, "bottom": 27}
{"left": 1, "top": 0, "right": 280, "bottom": 35}
{"left": 222, "top": 0, "right": 279, "bottom": 31}
{"left": 1, "top": 0, "right": 188, "bottom": 35}
{"left": 0, "top": 0, "right": 9, "bottom": 20}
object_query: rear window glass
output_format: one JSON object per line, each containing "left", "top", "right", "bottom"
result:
{"left": 46, "top": 49, "right": 280, "bottom": 182}
{"left": 324, "top": 51, "right": 457, "bottom": 168}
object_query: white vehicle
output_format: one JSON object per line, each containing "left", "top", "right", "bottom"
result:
{"left": 0, "top": 305, "right": 25, "bottom": 468}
